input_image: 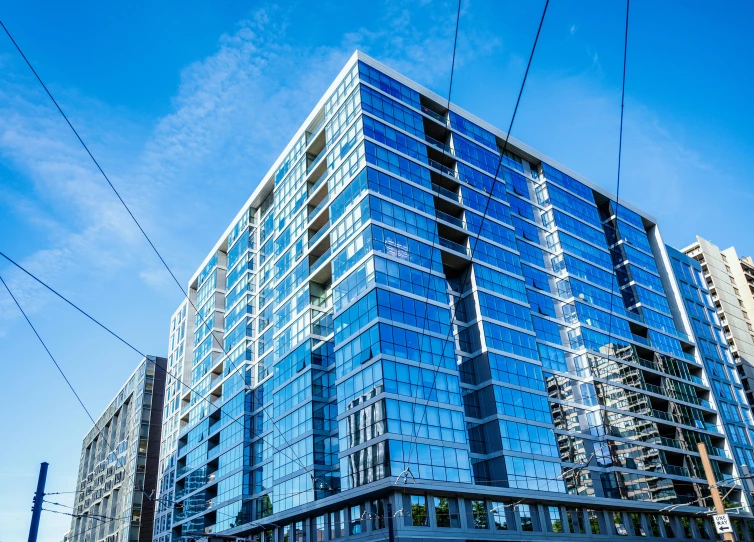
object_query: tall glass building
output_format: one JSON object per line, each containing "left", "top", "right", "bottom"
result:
{"left": 666, "top": 246, "right": 754, "bottom": 488}
{"left": 164, "top": 52, "right": 754, "bottom": 541}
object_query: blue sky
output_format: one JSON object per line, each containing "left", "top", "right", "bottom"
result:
{"left": 1, "top": 1, "right": 752, "bottom": 540}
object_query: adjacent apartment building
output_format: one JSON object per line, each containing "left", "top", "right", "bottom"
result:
{"left": 666, "top": 245, "right": 754, "bottom": 484}
{"left": 162, "top": 51, "right": 754, "bottom": 542}
{"left": 683, "top": 237, "right": 754, "bottom": 410}
{"left": 69, "top": 356, "right": 166, "bottom": 542}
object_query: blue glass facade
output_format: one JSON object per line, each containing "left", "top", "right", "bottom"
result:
{"left": 162, "top": 53, "right": 754, "bottom": 542}
{"left": 667, "top": 246, "right": 754, "bottom": 478}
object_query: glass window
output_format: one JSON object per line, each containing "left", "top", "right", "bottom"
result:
{"left": 350, "top": 504, "right": 363, "bottom": 535}
{"left": 614, "top": 512, "right": 628, "bottom": 536}
{"left": 490, "top": 502, "right": 508, "bottom": 530}
{"left": 694, "top": 518, "right": 710, "bottom": 539}
{"left": 587, "top": 509, "right": 601, "bottom": 534}
{"left": 434, "top": 496, "right": 459, "bottom": 528}
{"left": 329, "top": 510, "right": 344, "bottom": 539}
{"left": 314, "top": 516, "right": 325, "bottom": 542}
{"left": 548, "top": 506, "right": 563, "bottom": 533}
{"left": 410, "top": 495, "right": 428, "bottom": 526}
{"left": 569, "top": 509, "right": 585, "bottom": 534}
{"left": 470, "top": 500, "right": 488, "bottom": 529}
{"left": 498, "top": 419, "right": 558, "bottom": 457}
{"left": 518, "top": 504, "right": 534, "bottom": 531}
{"left": 631, "top": 513, "right": 646, "bottom": 537}
{"left": 361, "top": 86, "right": 425, "bottom": 137}
{"left": 449, "top": 111, "right": 497, "bottom": 150}
{"left": 680, "top": 517, "right": 692, "bottom": 538}
{"left": 294, "top": 521, "right": 305, "bottom": 542}
{"left": 371, "top": 499, "right": 385, "bottom": 530}
{"left": 358, "top": 61, "right": 420, "bottom": 110}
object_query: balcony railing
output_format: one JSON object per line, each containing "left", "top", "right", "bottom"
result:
{"left": 428, "top": 157, "right": 458, "bottom": 179}
{"left": 308, "top": 169, "right": 329, "bottom": 196}
{"left": 307, "top": 150, "right": 327, "bottom": 174}
{"left": 311, "top": 293, "right": 332, "bottom": 310}
{"left": 310, "top": 248, "right": 332, "bottom": 272}
{"left": 435, "top": 210, "right": 464, "bottom": 229}
{"left": 306, "top": 116, "right": 326, "bottom": 141}
{"left": 709, "top": 446, "right": 730, "bottom": 459}
{"left": 421, "top": 105, "right": 446, "bottom": 124}
{"left": 432, "top": 183, "right": 460, "bottom": 202}
{"left": 438, "top": 237, "right": 469, "bottom": 256}
{"left": 647, "top": 435, "right": 683, "bottom": 450}
{"left": 425, "top": 134, "right": 453, "bottom": 154}
{"left": 309, "top": 224, "right": 330, "bottom": 248}
{"left": 648, "top": 409, "right": 673, "bottom": 422}
{"left": 312, "top": 312, "right": 333, "bottom": 336}
{"left": 308, "top": 195, "right": 330, "bottom": 222}
{"left": 663, "top": 464, "right": 691, "bottom": 477}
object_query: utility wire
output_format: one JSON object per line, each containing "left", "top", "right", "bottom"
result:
{"left": 0, "top": 259, "right": 319, "bottom": 536}
{"left": 0, "top": 20, "right": 186, "bottom": 302}
{"left": 0, "top": 20, "right": 326, "bottom": 533}
{"left": 401, "top": 0, "right": 550, "bottom": 484}
{"left": 0, "top": 251, "right": 147, "bottom": 357}
{"left": 0, "top": 274, "right": 99, "bottom": 428}
{"left": 401, "top": 0, "right": 461, "bottom": 474}
{"left": 0, "top": 256, "right": 319, "bottom": 488}
{"left": 597, "top": 0, "right": 630, "bottom": 469}
{"left": 0, "top": 19, "right": 310, "bottom": 475}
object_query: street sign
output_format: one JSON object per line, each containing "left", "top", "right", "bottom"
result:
{"left": 714, "top": 513, "right": 733, "bottom": 535}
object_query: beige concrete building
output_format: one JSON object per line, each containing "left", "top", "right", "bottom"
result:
{"left": 683, "top": 237, "right": 754, "bottom": 406}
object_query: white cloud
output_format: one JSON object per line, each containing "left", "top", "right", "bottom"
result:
{"left": 0, "top": 0, "right": 506, "bottom": 322}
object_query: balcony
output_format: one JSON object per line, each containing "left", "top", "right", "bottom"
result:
{"left": 308, "top": 168, "right": 329, "bottom": 198}
{"left": 438, "top": 237, "right": 469, "bottom": 257}
{"left": 435, "top": 210, "right": 464, "bottom": 229}
{"left": 424, "top": 134, "right": 453, "bottom": 155}
{"left": 308, "top": 223, "right": 330, "bottom": 248}
{"left": 308, "top": 194, "right": 330, "bottom": 223}
{"left": 432, "top": 183, "right": 460, "bottom": 202}
{"left": 305, "top": 114, "right": 326, "bottom": 143}
{"left": 421, "top": 105, "right": 446, "bottom": 124}
{"left": 646, "top": 435, "right": 683, "bottom": 450}
{"left": 428, "top": 157, "right": 458, "bottom": 179}
{"left": 310, "top": 247, "right": 332, "bottom": 272}
{"left": 307, "top": 150, "right": 327, "bottom": 175}
{"left": 312, "top": 311, "right": 333, "bottom": 336}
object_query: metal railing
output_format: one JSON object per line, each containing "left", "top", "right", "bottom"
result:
{"left": 421, "top": 105, "right": 446, "bottom": 124}
{"left": 432, "top": 183, "right": 460, "bottom": 202}
{"left": 428, "top": 157, "right": 458, "bottom": 179}
{"left": 435, "top": 210, "right": 464, "bottom": 229}
{"left": 425, "top": 134, "right": 453, "bottom": 154}
{"left": 438, "top": 237, "right": 469, "bottom": 256}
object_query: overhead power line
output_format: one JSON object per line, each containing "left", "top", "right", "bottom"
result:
{"left": 0, "top": 20, "right": 312, "bottom": 473}
{"left": 0, "top": 254, "right": 319, "bottom": 483}
{"left": 0, "top": 274, "right": 99, "bottom": 427}
{"left": 401, "top": 0, "right": 551, "bottom": 484}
